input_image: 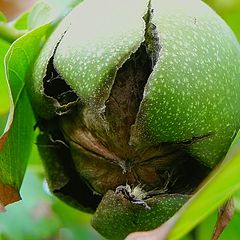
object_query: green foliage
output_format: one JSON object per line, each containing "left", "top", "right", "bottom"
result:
{"left": 28, "top": 0, "right": 83, "bottom": 30}
{"left": 11, "top": 12, "right": 30, "bottom": 30}
{"left": 0, "top": 24, "right": 52, "bottom": 200}
{"left": 0, "top": 0, "right": 84, "bottom": 203}
{"left": 0, "top": 38, "right": 10, "bottom": 117}
{"left": 197, "top": 211, "right": 240, "bottom": 240}
{"left": 0, "top": 169, "right": 102, "bottom": 240}
{"left": 0, "top": 12, "right": 7, "bottom": 23}
{"left": 204, "top": 0, "right": 240, "bottom": 41}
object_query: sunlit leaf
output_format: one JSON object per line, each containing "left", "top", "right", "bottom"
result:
{"left": 0, "top": 113, "right": 8, "bottom": 136}
{"left": 167, "top": 141, "right": 240, "bottom": 240}
{"left": 0, "top": 38, "right": 10, "bottom": 116}
{"left": 0, "top": 23, "right": 52, "bottom": 208}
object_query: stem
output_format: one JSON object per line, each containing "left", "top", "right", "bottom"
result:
{"left": 0, "top": 22, "right": 27, "bottom": 43}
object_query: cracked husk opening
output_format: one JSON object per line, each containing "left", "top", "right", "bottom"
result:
{"left": 38, "top": 2, "right": 210, "bottom": 212}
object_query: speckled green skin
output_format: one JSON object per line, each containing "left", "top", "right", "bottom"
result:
{"left": 131, "top": 0, "right": 240, "bottom": 167}
{"left": 92, "top": 190, "right": 189, "bottom": 240}
{"left": 30, "top": 0, "right": 147, "bottom": 117}
{"left": 31, "top": 0, "right": 240, "bottom": 167}
{"left": 29, "top": 0, "right": 240, "bottom": 239}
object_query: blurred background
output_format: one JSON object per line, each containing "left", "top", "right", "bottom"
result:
{"left": 0, "top": 0, "right": 240, "bottom": 239}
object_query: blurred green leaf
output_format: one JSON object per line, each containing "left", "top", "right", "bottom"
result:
{"left": 11, "top": 12, "right": 30, "bottom": 30}
{"left": 53, "top": 200, "right": 102, "bottom": 240}
{"left": 0, "top": 23, "right": 52, "bottom": 208}
{"left": 0, "top": 170, "right": 61, "bottom": 240}
{"left": 194, "top": 210, "right": 240, "bottom": 240}
{"left": 28, "top": 0, "right": 83, "bottom": 30}
{"left": 204, "top": 0, "right": 240, "bottom": 40}
{"left": 0, "top": 12, "right": 7, "bottom": 23}
{"left": 28, "top": 1, "right": 54, "bottom": 30}
{"left": 167, "top": 141, "right": 240, "bottom": 240}
{"left": 234, "top": 191, "right": 240, "bottom": 214}
{"left": 0, "top": 169, "right": 102, "bottom": 240}
{"left": 224, "top": 11, "right": 240, "bottom": 41}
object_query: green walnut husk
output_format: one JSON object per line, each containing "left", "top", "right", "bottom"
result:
{"left": 91, "top": 191, "right": 189, "bottom": 240}
{"left": 28, "top": 0, "right": 240, "bottom": 239}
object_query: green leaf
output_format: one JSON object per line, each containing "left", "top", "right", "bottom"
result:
{"left": 0, "top": 113, "right": 8, "bottom": 136}
{"left": 167, "top": 140, "right": 240, "bottom": 239}
{"left": 0, "top": 12, "right": 7, "bottom": 23}
{"left": 11, "top": 12, "right": 30, "bottom": 30}
{"left": 28, "top": 0, "right": 83, "bottom": 30}
{"left": 224, "top": 11, "right": 240, "bottom": 41}
{"left": 204, "top": 0, "right": 240, "bottom": 41}
{"left": 0, "top": 23, "right": 52, "bottom": 209}
{"left": 197, "top": 211, "right": 240, "bottom": 240}
{"left": 0, "top": 38, "right": 10, "bottom": 116}
{"left": 28, "top": 2, "right": 54, "bottom": 30}
{"left": 0, "top": 22, "right": 27, "bottom": 44}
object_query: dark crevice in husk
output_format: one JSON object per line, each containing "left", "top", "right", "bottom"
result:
{"left": 104, "top": 2, "right": 161, "bottom": 148}
{"left": 143, "top": 0, "right": 161, "bottom": 68}
{"left": 37, "top": 122, "right": 101, "bottom": 212}
{"left": 42, "top": 31, "right": 79, "bottom": 114}
{"left": 178, "top": 132, "right": 213, "bottom": 145}
{"left": 161, "top": 152, "right": 210, "bottom": 194}
{"left": 104, "top": 45, "right": 152, "bottom": 146}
